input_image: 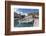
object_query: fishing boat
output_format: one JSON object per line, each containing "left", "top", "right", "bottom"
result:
{"left": 18, "top": 16, "right": 34, "bottom": 24}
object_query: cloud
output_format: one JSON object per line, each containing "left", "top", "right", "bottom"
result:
{"left": 14, "top": 8, "right": 39, "bottom": 15}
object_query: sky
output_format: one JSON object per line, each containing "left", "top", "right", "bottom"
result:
{"left": 14, "top": 8, "right": 39, "bottom": 16}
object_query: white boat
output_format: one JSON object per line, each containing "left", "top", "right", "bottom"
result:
{"left": 18, "top": 16, "right": 34, "bottom": 23}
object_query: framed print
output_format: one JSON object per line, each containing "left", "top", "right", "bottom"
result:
{"left": 5, "top": 1, "right": 45, "bottom": 35}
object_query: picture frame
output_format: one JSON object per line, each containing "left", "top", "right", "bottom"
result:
{"left": 5, "top": 1, "right": 45, "bottom": 35}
